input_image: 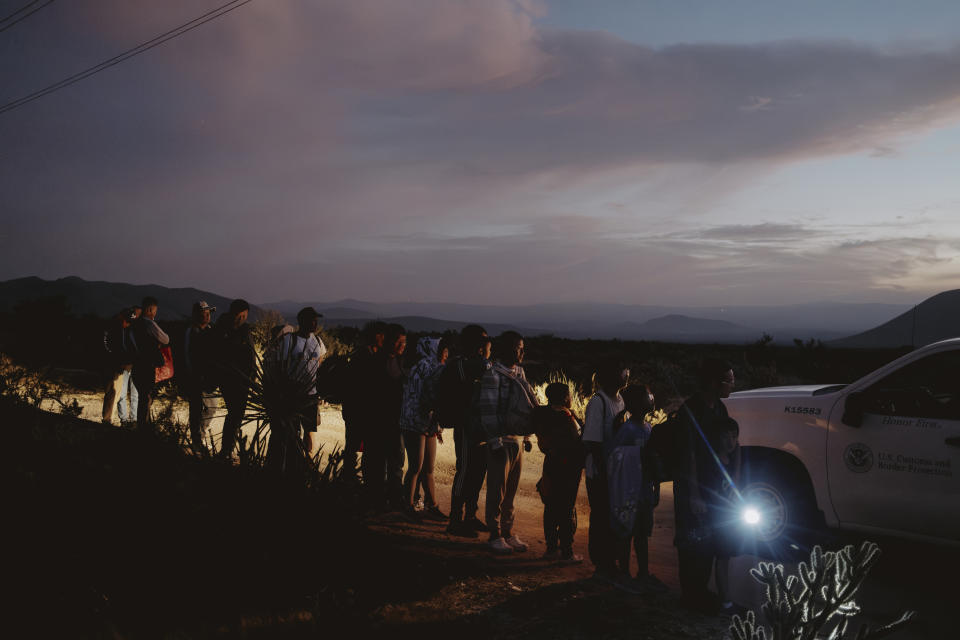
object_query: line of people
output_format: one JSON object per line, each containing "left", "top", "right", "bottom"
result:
{"left": 101, "top": 302, "right": 746, "bottom": 615}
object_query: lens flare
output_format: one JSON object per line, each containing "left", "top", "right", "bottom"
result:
{"left": 742, "top": 506, "right": 762, "bottom": 525}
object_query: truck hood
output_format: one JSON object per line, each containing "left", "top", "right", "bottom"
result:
{"left": 730, "top": 384, "right": 845, "bottom": 399}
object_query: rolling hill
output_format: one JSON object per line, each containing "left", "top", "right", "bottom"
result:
{"left": 830, "top": 289, "right": 960, "bottom": 348}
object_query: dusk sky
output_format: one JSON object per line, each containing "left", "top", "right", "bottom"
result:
{"left": 3, "top": 0, "right": 960, "bottom": 307}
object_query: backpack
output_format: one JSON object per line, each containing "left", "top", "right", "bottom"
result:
{"left": 316, "top": 354, "right": 350, "bottom": 404}
{"left": 645, "top": 410, "right": 684, "bottom": 483}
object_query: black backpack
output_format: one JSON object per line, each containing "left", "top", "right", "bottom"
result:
{"left": 645, "top": 410, "right": 685, "bottom": 483}
{"left": 316, "top": 354, "right": 350, "bottom": 404}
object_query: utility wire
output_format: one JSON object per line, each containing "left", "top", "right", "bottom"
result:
{"left": 0, "top": 0, "right": 53, "bottom": 34}
{"left": 0, "top": 0, "right": 254, "bottom": 115}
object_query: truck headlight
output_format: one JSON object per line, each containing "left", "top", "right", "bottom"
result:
{"left": 742, "top": 506, "right": 762, "bottom": 526}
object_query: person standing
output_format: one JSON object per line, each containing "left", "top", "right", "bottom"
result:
{"left": 438, "top": 325, "right": 491, "bottom": 537}
{"left": 400, "top": 337, "right": 448, "bottom": 521}
{"left": 607, "top": 384, "right": 666, "bottom": 591}
{"left": 479, "top": 331, "right": 536, "bottom": 554}
{"left": 364, "top": 323, "right": 407, "bottom": 509}
{"left": 182, "top": 301, "right": 218, "bottom": 453}
{"left": 581, "top": 359, "right": 629, "bottom": 578}
{"left": 117, "top": 306, "right": 141, "bottom": 425}
{"left": 344, "top": 321, "right": 387, "bottom": 482}
{"left": 101, "top": 308, "right": 135, "bottom": 425}
{"left": 534, "top": 382, "right": 585, "bottom": 564}
{"left": 215, "top": 299, "right": 255, "bottom": 460}
{"left": 131, "top": 297, "right": 169, "bottom": 433}
{"left": 266, "top": 307, "right": 327, "bottom": 471}
{"left": 673, "top": 358, "right": 736, "bottom": 613}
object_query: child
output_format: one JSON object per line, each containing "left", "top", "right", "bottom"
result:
{"left": 534, "top": 382, "right": 585, "bottom": 564}
{"left": 607, "top": 384, "right": 667, "bottom": 591}
{"left": 705, "top": 416, "right": 746, "bottom": 616}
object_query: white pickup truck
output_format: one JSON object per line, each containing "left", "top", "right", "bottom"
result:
{"left": 725, "top": 338, "right": 960, "bottom": 555}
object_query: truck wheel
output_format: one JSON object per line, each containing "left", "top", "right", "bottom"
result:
{"left": 739, "top": 464, "right": 822, "bottom": 561}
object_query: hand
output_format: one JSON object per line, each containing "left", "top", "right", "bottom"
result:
{"left": 523, "top": 439, "right": 532, "bottom": 453}
{"left": 437, "top": 430, "right": 444, "bottom": 445}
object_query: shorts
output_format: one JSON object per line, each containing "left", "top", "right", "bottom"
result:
{"left": 300, "top": 398, "right": 321, "bottom": 433}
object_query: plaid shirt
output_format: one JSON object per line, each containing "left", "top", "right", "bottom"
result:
{"left": 475, "top": 361, "right": 537, "bottom": 445}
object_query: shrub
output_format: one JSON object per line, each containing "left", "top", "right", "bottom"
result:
{"left": 730, "top": 541, "right": 916, "bottom": 640}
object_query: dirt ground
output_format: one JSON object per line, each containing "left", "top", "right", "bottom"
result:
{"left": 58, "top": 390, "right": 951, "bottom": 639}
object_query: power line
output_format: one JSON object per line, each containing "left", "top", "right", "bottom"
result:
{"left": 0, "top": 0, "right": 53, "bottom": 34}
{"left": 0, "top": 0, "right": 254, "bottom": 115}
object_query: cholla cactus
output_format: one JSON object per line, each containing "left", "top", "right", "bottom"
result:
{"left": 730, "top": 542, "right": 916, "bottom": 640}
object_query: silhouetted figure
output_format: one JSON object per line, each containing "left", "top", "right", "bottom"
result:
{"left": 607, "top": 384, "right": 666, "bottom": 592}
{"left": 480, "top": 331, "right": 536, "bottom": 554}
{"left": 674, "top": 358, "right": 736, "bottom": 614}
{"left": 439, "top": 324, "right": 491, "bottom": 537}
{"left": 101, "top": 307, "right": 136, "bottom": 425}
{"left": 265, "top": 307, "right": 327, "bottom": 473}
{"left": 131, "top": 297, "right": 169, "bottom": 433}
{"left": 182, "top": 301, "right": 218, "bottom": 453}
{"left": 364, "top": 323, "right": 407, "bottom": 509}
{"left": 344, "top": 321, "right": 387, "bottom": 482}
{"left": 534, "top": 382, "right": 585, "bottom": 564}
{"left": 400, "top": 337, "right": 449, "bottom": 522}
{"left": 582, "top": 359, "right": 629, "bottom": 577}
{"left": 215, "top": 299, "right": 254, "bottom": 459}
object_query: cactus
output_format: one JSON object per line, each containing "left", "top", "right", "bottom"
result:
{"left": 729, "top": 542, "right": 916, "bottom": 640}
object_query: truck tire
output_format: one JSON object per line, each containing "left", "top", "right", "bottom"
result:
{"left": 739, "top": 459, "right": 823, "bottom": 561}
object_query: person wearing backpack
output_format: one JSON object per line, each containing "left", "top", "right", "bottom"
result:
{"left": 478, "top": 331, "right": 537, "bottom": 554}
{"left": 343, "top": 321, "right": 387, "bottom": 483}
{"left": 607, "top": 384, "right": 667, "bottom": 592}
{"left": 581, "top": 359, "right": 629, "bottom": 578}
{"left": 673, "top": 358, "right": 736, "bottom": 614}
{"left": 214, "top": 299, "right": 255, "bottom": 459}
{"left": 533, "top": 382, "right": 585, "bottom": 565}
{"left": 439, "top": 325, "right": 491, "bottom": 537}
{"left": 131, "top": 297, "right": 169, "bottom": 433}
{"left": 181, "top": 301, "right": 219, "bottom": 453}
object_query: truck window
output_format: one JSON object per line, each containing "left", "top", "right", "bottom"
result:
{"left": 863, "top": 349, "right": 960, "bottom": 420}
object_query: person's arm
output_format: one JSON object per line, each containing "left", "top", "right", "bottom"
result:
{"left": 148, "top": 319, "right": 170, "bottom": 345}
{"left": 582, "top": 398, "right": 605, "bottom": 476}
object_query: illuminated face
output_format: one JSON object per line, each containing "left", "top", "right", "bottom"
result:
{"left": 393, "top": 334, "right": 407, "bottom": 356}
{"left": 200, "top": 309, "right": 211, "bottom": 325}
{"left": 512, "top": 339, "right": 525, "bottom": 365}
{"left": 480, "top": 340, "right": 492, "bottom": 360}
{"left": 438, "top": 347, "right": 449, "bottom": 364}
{"left": 718, "top": 369, "right": 735, "bottom": 398}
{"left": 143, "top": 304, "right": 158, "bottom": 319}
{"left": 234, "top": 310, "right": 248, "bottom": 327}
{"left": 720, "top": 429, "right": 739, "bottom": 456}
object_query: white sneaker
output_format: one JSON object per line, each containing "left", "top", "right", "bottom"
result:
{"left": 489, "top": 537, "right": 514, "bottom": 554}
{"left": 504, "top": 535, "right": 528, "bottom": 552}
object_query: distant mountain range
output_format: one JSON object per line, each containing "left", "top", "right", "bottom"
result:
{"left": 1, "top": 276, "right": 938, "bottom": 345}
{"left": 830, "top": 289, "right": 960, "bottom": 348}
{"left": 0, "top": 276, "right": 263, "bottom": 322}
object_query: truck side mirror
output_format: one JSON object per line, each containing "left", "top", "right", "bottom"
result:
{"left": 842, "top": 391, "right": 865, "bottom": 428}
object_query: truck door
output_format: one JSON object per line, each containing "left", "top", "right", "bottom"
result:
{"left": 827, "top": 348, "right": 960, "bottom": 541}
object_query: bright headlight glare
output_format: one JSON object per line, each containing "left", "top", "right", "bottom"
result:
{"left": 742, "top": 506, "right": 762, "bottom": 526}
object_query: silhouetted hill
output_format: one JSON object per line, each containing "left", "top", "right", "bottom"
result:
{"left": 0, "top": 276, "right": 263, "bottom": 321}
{"left": 831, "top": 289, "right": 960, "bottom": 348}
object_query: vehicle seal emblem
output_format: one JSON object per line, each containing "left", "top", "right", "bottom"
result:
{"left": 844, "top": 442, "right": 873, "bottom": 473}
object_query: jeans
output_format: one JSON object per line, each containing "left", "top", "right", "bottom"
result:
{"left": 118, "top": 368, "right": 138, "bottom": 422}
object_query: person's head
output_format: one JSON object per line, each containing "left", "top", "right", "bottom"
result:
{"left": 698, "top": 357, "right": 735, "bottom": 399}
{"left": 594, "top": 358, "right": 629, "bottom": 396}
{"left": 495, "top": 331, "right": 524, "bottom": 366}
{"left": 621, "top": 384, "right": 654, "bottom": 418}
{"left": 545, "top": 382, "right": 572, "bottom": 409}
{"left": 296, "top": 307, "right": 322, "bottom": 335}
{"left": 437, "top": 337, "right": 452, "bottom": 364}
{"left": 460, "top": 324, "right": 488, "bottom": 356}
{"left": 478, "top": 335, "right": 493, "bottom": 360}
{"left": 718, "top": 416, "right": 740, "bottom": 456}
{"left": 361, "top": 320, "right": 388, "bottom": 350}
{"left": 141, "top": 296, "right": 159, "bottom": 320}
{"left": 228, "top": 299, "right": 250, "bottom": 327}
{"left": 192, "top": 300, "right": 216, "bottom": 326}
{"left": 386, "top": 323, "right": 407, "bottom": 357}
